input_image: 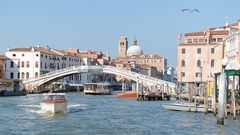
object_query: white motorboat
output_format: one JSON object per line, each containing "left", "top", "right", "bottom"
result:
{"left": 40, "top": 93, "right": 67, "bottom": 113}
{"left": 161, "top": 100, "right": 210, "bottom": 112}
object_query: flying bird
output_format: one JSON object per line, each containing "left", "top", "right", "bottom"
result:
{"left": 181, "top": 9, "right": 200, "bottom": 13}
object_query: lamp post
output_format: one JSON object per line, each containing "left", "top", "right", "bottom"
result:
{"left": 217, "top": 56, "right": 228, "bottom": 125}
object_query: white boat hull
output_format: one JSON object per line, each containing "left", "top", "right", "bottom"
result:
{"left": 40, "top": 102, "right": 67, "bottom": 113}
{"left": 162, "top": 103, "right": 208, "bottom": 112}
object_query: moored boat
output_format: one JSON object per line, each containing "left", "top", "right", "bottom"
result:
{"left": 84, "top": 83, "right": 112, "bottom": 95}
{"left": 40, "top": 93, "right": 67, "bottom": 113}
{"left": 114, "top": 91, "right": 137, "bottom": 99}
{"left": 161, "top": 100, "right": 210, "bottom": 112}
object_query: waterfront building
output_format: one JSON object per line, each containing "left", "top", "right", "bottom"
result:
{"left": 224, "top": 20, "right": 240, "bottom": 70}
{"left": 66, "top": 48, "right": 114, "bottom": 83}
{"left": 139, "top": 64, "right": 158, "bottom": 78}
{"left": 177, "top": 25, "right": 230, "bottom": 84}
{"left": 0, "top": 55, "right": 6, "bottom": 79}
{"left": 116, "top": 35, "right": 167, "bottom": 79}
{"left": 224, "top": 20, "right": 240, "bottom": 90}
{"left": 5, "top": 46, "right": 91, "bottom": 83}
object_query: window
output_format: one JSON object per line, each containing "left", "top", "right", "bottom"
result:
{"left": 26, "top": 61, "right": 30, "bottom": 68}
{"left": 217, "top": 38, "right": 223, "bottom": 42}
{"left": 36, "top": 54, "right": 39, "bottom": 57}
{"left": 197, "top": 48, "right": 201, "bottom": 54}
{"left": 35, "top": 61, "right": 39, "bottom": 68}
{"left": 181, "top": 72, "right": 185, "bottom": 77}
{"left": 26, "top": 72, "right": 29, "bottom": 79}
{"left": 21, "top": 72, "right": 25, "bottom": 79}
{"left": 199, "top": 39, "right": 204, "bottom": 43}
{"left": 211, "top": 38, "right": 216, "bottom": 42}
{"left": 193, "top": 39, "right": 198, "bottom": 43}
{"left": 17, "top": 72, "right": 20, "bottom": 79}
{"left": 22, "top": 54, "right": 24, "bottom": 56}
{"left": 181, "top": 60, "right": 185, "bottom": 67}
{"left": 45, "top": 55, "right": 48, "bottom": 58}
{"left": 211, "top": 48, "right": 215, "bottom": 54}
{"left": 21, "top": 61, "right": 25, "bottom": 67}
{"left": 10, "top": 61, "right": 14, "bottom": 68}
{"left": 182, "top": 48, "right": 185, "bottom": 54}
{"left": 10, "top": 72, "right": 14, "bottom": 79}
{"left": 17, "top": 61, "right": 20, "bottom": 68}
{"left": 205, "top": 39, "right": 208, "bottom": 42}
{"left": 197, "top": 60, "right": 201, "bottom": 67}
{"left": 41, "top": 54, "right": 43, "bottom": 57}
{"left": 45, "top": 63, "right": 47, "bottom": 69}
{"left": 40, "top": 62, "right": 42, "bottom": 68}
{"left": 12, "top": 54, "right": 16, "bottom": 57}
{"left": 195, "top": 72, "right": 202, "bottom": 77}
{"left": 211, "top": 59, "right": 214, "bottom": 67}
{"left": 35, "top": 72, "right": 38, "bottom": 77}
{"left": 187, "top": 39, "right": 192, "bottom": 43}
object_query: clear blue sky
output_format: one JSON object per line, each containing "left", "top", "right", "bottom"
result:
{"left": 0, "top": 0, "right": 240, "bottom": 67}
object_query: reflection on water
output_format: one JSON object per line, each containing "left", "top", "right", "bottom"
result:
{"left": 0, "top": 92, "right": 239, "bottom": 135}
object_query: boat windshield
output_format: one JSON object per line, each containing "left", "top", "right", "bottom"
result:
{"left": 43, "top": 95, "right": 66, "bottom": 101}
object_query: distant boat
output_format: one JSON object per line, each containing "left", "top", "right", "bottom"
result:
{"left": 114, "top": 91, "right": 137, "bottom": 99}
{"left": 84, "top": 83, "right": 112, "bottom": 95}
{"left": 161, "top": 100, "right": 210, "bottom": 112}
{"left": 40, "top": 93, "right": 68, "bottom": 113}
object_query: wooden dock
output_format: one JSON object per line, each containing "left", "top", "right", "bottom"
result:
{"left": 137, "top": 92, "right": 171, "bottom": 101}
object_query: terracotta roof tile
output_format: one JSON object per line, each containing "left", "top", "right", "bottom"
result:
{"left": 210, "top": 30, "right": 229, "bottom": 35}
{"left": 185, "top": 31, "right": 205, "bottom": 36}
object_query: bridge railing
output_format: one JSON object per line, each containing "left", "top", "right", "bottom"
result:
{"left": 23, "top": 65, "right": 104, "bottom": 84}
{"left": 103, "top": 66, "right": 176, "bottom": 88}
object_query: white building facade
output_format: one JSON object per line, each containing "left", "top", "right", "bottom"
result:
{"left": 5, "top": 46, "right": 92, "bottom": 83}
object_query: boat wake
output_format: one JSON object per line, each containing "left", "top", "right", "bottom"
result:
{"left": 67, "top": 103, "right": 90, "bottom": 113}
{"left": 18, "top": 103, "right": 91, "bottom": 114}
{"left": 18, "top": 104, "right": 46, "bottom": 114}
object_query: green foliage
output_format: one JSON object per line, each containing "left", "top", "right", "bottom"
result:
{"left": 0, "top": 82, "right": 13, "bottom": 87}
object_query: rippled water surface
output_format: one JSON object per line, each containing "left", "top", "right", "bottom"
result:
{"left": 0, "top": 92, "right": 239, "bottom": 135}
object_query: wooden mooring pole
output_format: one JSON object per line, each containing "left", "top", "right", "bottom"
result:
{"left": 204, "top": 83, "right": 208, "bottom": 115}
{"left": 232, "top": 76, "right": 236, "bottom": 120}
{"left": 217, "top": 73, "right": 226, "bottom": 125}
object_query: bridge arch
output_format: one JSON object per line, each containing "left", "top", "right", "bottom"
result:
{"left": 22, "top": 66, "right": 177, "bottom": 93}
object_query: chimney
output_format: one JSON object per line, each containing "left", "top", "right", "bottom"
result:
{"left": 177, "top": 33, "right": 182, "bottom": 44}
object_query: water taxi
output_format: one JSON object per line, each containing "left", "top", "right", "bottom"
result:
{"left": 40, "top": 93, "right": 68, "bottom": 113}
{"left": 84, "top": 83, "right": 112, "bottom": 95}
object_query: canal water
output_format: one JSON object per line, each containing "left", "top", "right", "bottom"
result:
{"left": 0, "top": 92, "right": 239, "bottom": 135}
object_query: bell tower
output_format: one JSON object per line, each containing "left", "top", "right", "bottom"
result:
{"left": 118, "top": 35, "right": 128, "bottom": 57}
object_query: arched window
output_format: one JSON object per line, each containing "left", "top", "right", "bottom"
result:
{"left": 35, "top": 72, "right": 38, "bottom": 77}
{"left": 26, "top": 61, "right": 30, "bottom": 68}
{"left": 197, "top": 60, "right": 201, "bottom": 67}
{"left": 10, "top": 72, "right": 14, "bottom": 79}
{"left": 10, "top": 61, "right": 14, "bottom": 68}
{"left": 21, "top": 61, "right": 25, "bottom": 67}
{"left": 35, "top": 61, "right": 39, "bottom": 68}
{"left": 26, "top": 72, "right": 29, "bottom": 79}
{"left": 21, "top": 72, "right": 25, "bottom": 79}
{"left": 181, "top": 60, "right": 185, "bottom": 67}
{"left": 211, "top": 59, "right": 214, "bottom": 67}
{"left": 17, "top": 61, "right": 20, "bottom": 68}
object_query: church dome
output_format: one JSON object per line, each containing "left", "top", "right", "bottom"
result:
{"left": 127, "top": 45, "right": 143, "bottom": 56}
{"left": 127, "top": 36, "right": 143, "bottom": 56}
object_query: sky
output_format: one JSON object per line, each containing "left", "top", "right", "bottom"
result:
{"left": 0, "top": 0, "right": 240, "bottom": 67}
